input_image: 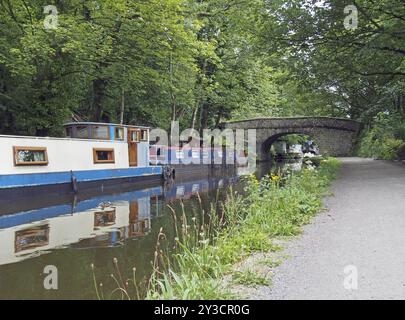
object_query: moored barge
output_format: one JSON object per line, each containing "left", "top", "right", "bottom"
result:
{"left": 0, "top": 122, "right": 162, "bottom": 194}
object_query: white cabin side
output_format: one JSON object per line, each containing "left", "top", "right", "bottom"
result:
{"left": 0, "top": 136, "right": 151, "bottom": 175}
{"left": 0, "top": 122, "right": 160, "bottom": 190}
{"left": 0, "top": 136, "right": 129, "bottom": 174}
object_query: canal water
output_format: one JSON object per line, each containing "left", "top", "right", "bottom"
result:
{"left": 0, "top": 161, "right": 302, "bottom": 299}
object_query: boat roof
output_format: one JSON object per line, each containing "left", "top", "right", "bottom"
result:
{"left": 63, "top": 122, "right": 150, "bottom": 129}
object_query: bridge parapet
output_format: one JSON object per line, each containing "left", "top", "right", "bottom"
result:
{"left": 224, "top": 117, "right": 361, "bottom": 131}
{"left": 222, "top": 117, "right": 361, "bottom": 161}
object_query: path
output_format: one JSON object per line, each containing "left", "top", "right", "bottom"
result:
{"left": 262, "top": 157, "right": 405, "bottom": 299}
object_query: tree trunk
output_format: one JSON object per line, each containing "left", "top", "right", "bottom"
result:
{"left": 200, "top": 102, "right": 209, "bottom": 133}
{"left": 92, "top": 78, "right": 107, "bottom": 122}
{"left": 214, "top": 108, "right": 223, "bottom": 128}
{"left": 191, "top": 101, "right": 199, "bottom": 130}
{"left": 120, "top": 88, "right": 125, "bottom": 124}
{"left": 397, "top": 94, "right": 405, "bottom": 119}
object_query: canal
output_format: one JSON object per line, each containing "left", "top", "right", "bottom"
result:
{"left": 0, "top": 161, "right": 301, "bottom": 299}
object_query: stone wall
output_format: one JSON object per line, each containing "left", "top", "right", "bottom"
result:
{"left": 222, "top": 117, "right": 361, "bottom": 161}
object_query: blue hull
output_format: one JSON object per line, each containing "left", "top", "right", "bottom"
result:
{"left": 0, "top": 166, "right": 163, "bottom": 189}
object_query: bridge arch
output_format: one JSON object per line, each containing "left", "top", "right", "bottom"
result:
{"left": 222, "top": 117, "right": 361, "bottom": 162}
{"left": 260, "top": 130, "right": 317, "bottom": 159}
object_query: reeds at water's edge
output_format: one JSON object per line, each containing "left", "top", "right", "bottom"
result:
{"left": 91, "top": 158, "right": 341, "bottom": 299}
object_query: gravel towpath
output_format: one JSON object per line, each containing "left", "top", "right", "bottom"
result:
{"left": 262, "top": 157, "right": 405, "bottom": 299}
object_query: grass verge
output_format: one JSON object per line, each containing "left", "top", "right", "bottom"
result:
{"left": 143, "top": 157, "right": 341, "bottom": 299}
{"left": 93, "top": 158, "right": 341, "bottom": 299}
{"left": 232, "top": 270, "right": 271, "bottom": 288}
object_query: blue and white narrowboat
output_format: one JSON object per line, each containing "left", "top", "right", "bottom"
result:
{"left": 0, "top": 122, "right": 163, "bottom": 193}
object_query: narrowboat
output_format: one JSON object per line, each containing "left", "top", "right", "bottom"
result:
{"left": 149, "top": 143, "right": 248, "bottom": 178}
{"left": 0, "top": 122, "right": 163, "bottom": 194}
{"left": 149, "top": 145, "right": 232, "bottom": 165}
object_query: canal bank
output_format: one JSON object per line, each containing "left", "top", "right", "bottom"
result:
{"left": 145, "top": 158, "right": 340, "bottom": 299}
{"left": 0, "top": 165, "right": 243, "bottom": 299}
{"left": 0, "top": 158, "right": 337, "bottom": 299}
{"left": 258, "top": 157, "right": 405, "bottom": 300}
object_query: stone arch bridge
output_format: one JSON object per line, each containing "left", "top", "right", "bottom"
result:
{"left": 222, "top": 117, "right": 361, "bottom": 161}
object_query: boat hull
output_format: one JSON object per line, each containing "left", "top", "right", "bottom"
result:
{"left": 0, "top": 166, "right": 163, "bottom": 205}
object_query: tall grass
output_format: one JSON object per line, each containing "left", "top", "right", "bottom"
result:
{"left": 142, "top": 158, "right": 341, "bottom": 299}
{"left": 91, "top": 158, "right": 340, "bottom": 299}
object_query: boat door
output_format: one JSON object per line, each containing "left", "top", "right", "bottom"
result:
{"left": 128, "top": 129, "right": 140, "bottom": 167}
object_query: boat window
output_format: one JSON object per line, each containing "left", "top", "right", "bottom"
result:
{"left": 115, "top": 127, "right": 124, "bottom": 140}
{"left": 75, "top": 126, "right": 90, "bottom": 139}
{"left": 15, "top": 224, "right": 50, "bottom": 253}
{"left": 93, "top": 148, "right": 115, "bottom": 164}
{"left": 14, "top": 147, "right": 48, "bottom": 166}
{"left": 92, "top": 125, "right": 110, "bottom": 140}
{"left": 94, "top": 208, "right": 116, "bottom": 228}
{"left": 129, "top": 130, "right": 140, "bottom": 142}
{"left": 140, "top": 129, "right": 148, "bottom": 141}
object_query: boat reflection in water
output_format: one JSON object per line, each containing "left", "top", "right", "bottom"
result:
{"left": 0, "top": 175, "right": 238, "bottom": 267}
{"left": 0, "top": 196, "right": 154, "bottom": 265}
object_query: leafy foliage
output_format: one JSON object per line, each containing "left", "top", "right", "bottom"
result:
{"left": 0, "top": 0, "right": 283, "bottom": 135}
{"left": 1, "top": 1, "right": 404, "bottom": 153}
{"left": 357, "top": 112, "right": 405, "bottom": 159}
